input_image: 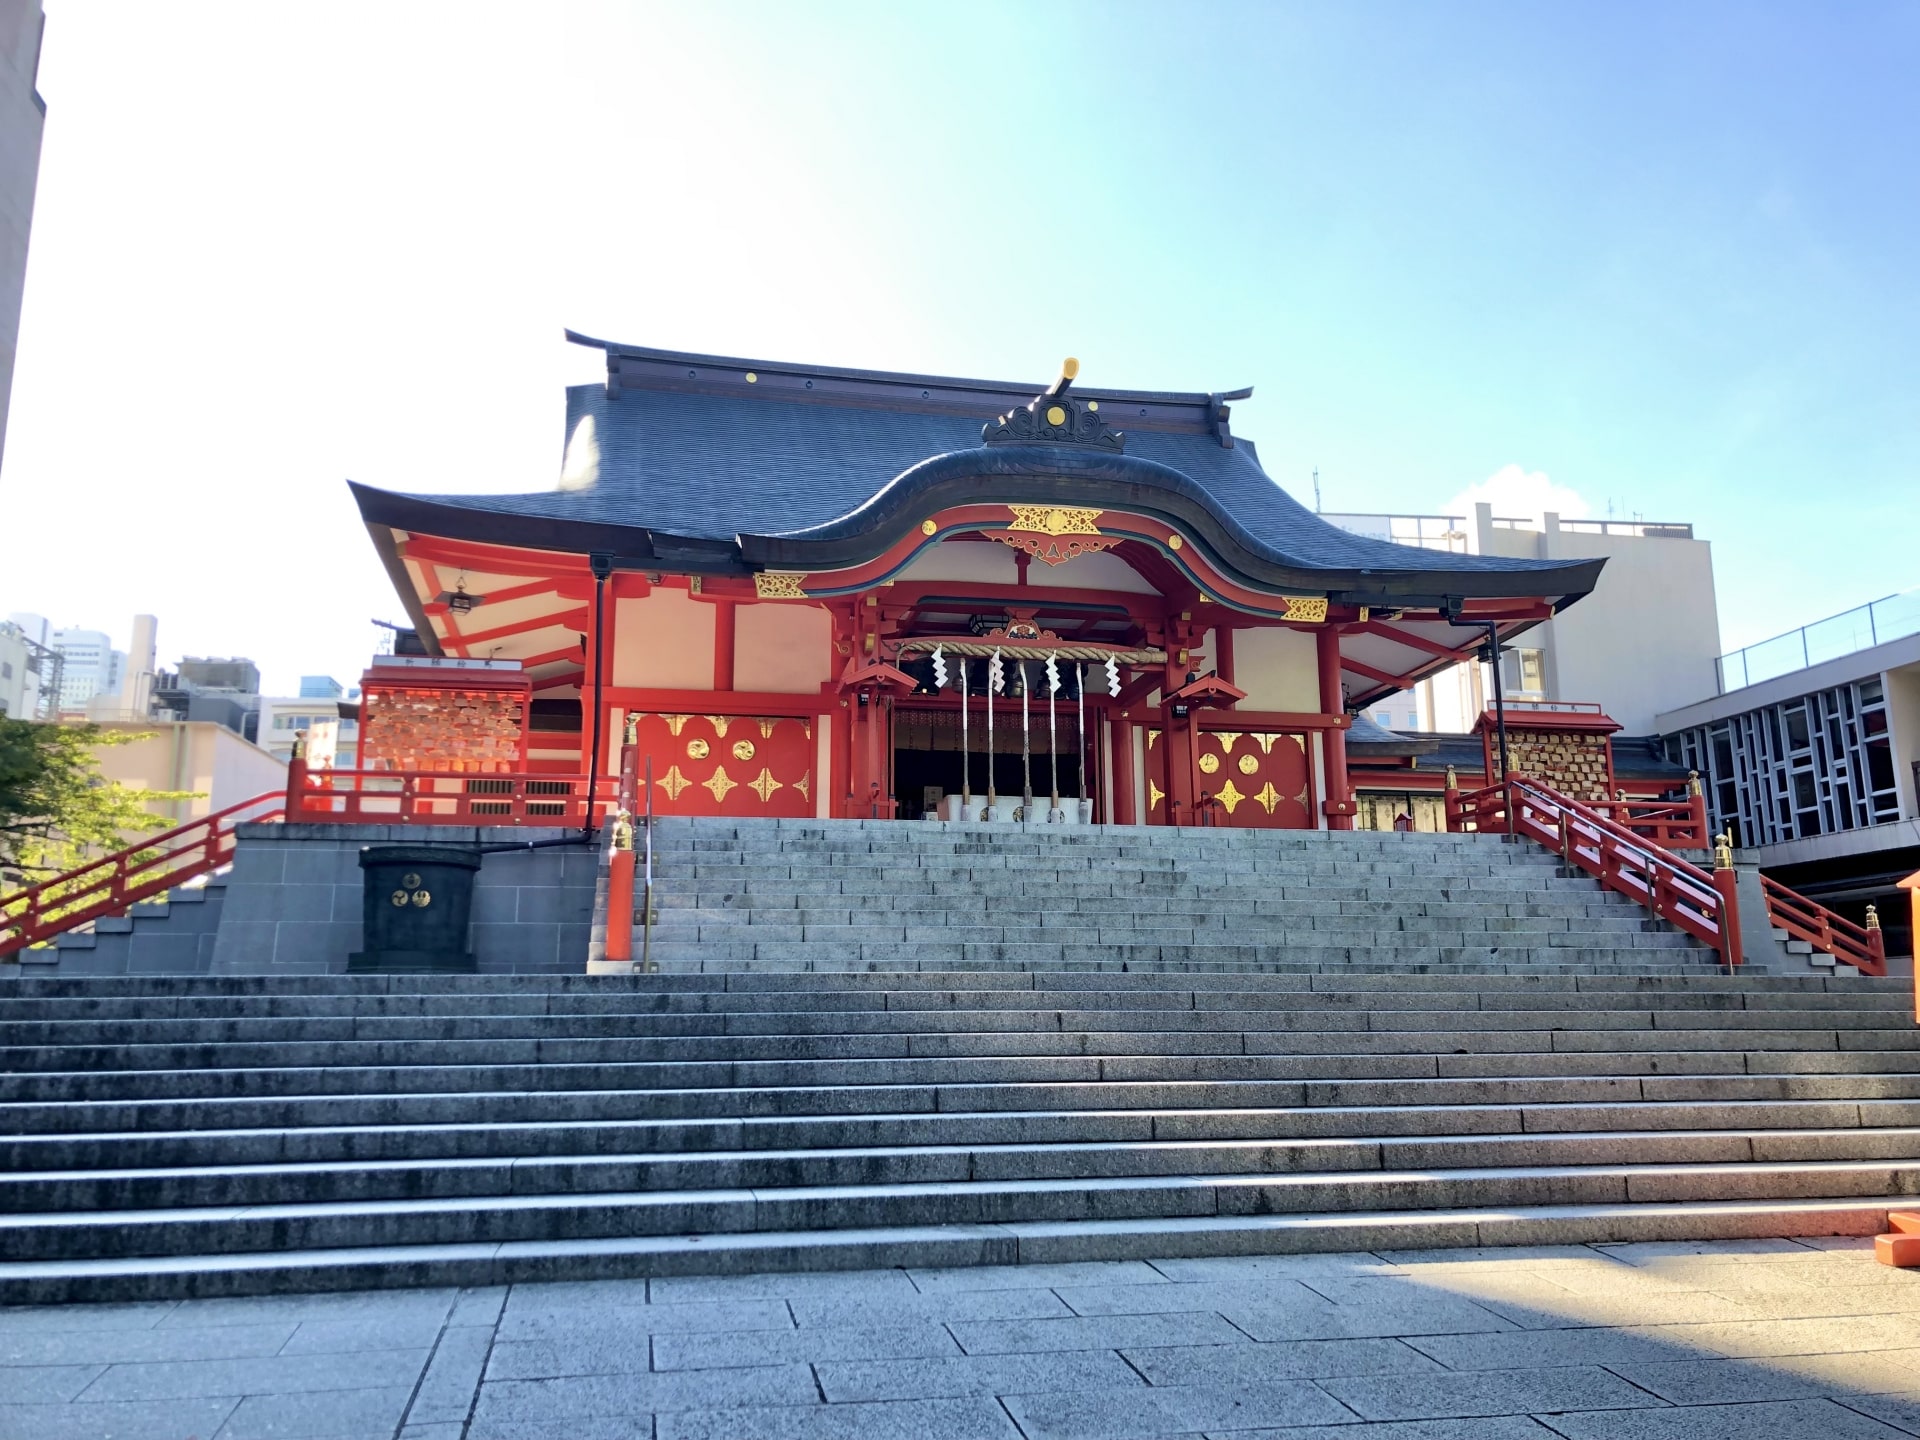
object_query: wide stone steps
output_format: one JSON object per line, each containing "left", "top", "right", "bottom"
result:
{"left": 624, "top": 820, "right": 1728, "bottom": 976}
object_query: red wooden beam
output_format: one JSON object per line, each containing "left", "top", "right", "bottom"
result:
{"left": 1340, "top": 654, "right": 1408, "bottom": 688}
{"left": 455, "top": 606, "right": 591, "bottom": 648}
{"left": 399, "top": 535, "right": 596, "bottom": 578}
{"left": 1361, "top": 620, "right": 1475, "bottom": 661}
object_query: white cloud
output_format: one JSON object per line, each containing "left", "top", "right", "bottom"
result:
{"left": 1441, "top": 464, "right": 1593, "bottom": 527}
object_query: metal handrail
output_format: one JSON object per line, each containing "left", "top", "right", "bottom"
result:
{"left": 641, "top": 754, "right": 655, "bottom": 974}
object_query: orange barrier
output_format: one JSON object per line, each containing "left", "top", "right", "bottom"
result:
{"left": 1876, "top": 1212, "right": 1920, "bottom": 1268}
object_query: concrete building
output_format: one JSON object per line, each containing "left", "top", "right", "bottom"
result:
{"left": 0, "top": 0, "right": 42, "bottom": 471}
{"left": 1658, "top": 586, "right": 1920, "bottom": 960}
{"left": 256, "top": 694, "right": 360, "bottom": 768}
{"left": 1325, "top": 504, "right": 1720, "bottom": 736}
{"left": 86, "top": 718, "right": 287, "bottom": 827}
{"left": 0, "top": 616, "right": 32, "bottom": 716}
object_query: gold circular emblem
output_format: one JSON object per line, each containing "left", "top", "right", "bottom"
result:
{"left": 1168, "top": 534, "right": 1184, "bottom": 550}
{"left": 1087, "top": 401, "right": 1099, "bottom": 412}
{"left": 1238, "top": 753, "right": 1260, "bottom": 775}
{"left": 920, "top": 519, "right": 936, "bottom": 536}
{"left": 745, "top": 371, "right": 757, "bottom": 383}
{"left": 1045, "top": 405, "right": 1067, "bottom": 426}
{"left": 390, "top": 890, "right": 409, "bottom": 908}
{"left": 401, "top": 873, "right": 422, "bottom": 889}
{"left": 1197, "top": 753, "right": 1221, "bottom": 775}
{"left": 686, "top": 738, "right": 710, "bottom": 760}
{"left": 732, "top": 739, "right": 756, "bottom": 761}
{"left": 410, "top": 889, "right": 432, "bottom": 908}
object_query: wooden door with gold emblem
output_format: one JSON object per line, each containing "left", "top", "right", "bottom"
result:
{"left": 1193, "top": 729, "right": 1313, "bottom": 828}
{"left": 629, "top": 713, "right": 814, "bottom": 817}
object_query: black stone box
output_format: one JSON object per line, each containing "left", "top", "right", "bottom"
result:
{"left": 348, "top": 844, "right": 481, "bottom": 973}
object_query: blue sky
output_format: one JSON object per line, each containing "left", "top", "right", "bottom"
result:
{"left": 2, "top": 1, "right": 1914, "bottom": 693}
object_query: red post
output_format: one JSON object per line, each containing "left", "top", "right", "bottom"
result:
{"left": 285, "top": 754, "right": 308, "bottom": 822}
{"left": 605, "top": 848, "right": 636, "bottom": 964}
{"left": 1112, "top": 719, "right": 1136, "bottom": 825}
{"left": 1712, "top": 833, "right": 1743, "bottom": 969}
{"left": 1316, "top": 626, "right": 1353, "bottom": 830}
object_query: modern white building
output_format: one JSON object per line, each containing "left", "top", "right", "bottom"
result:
{"left": 0, "top": 0, "right": 43, "bottom": 471}
{"left": 1658, "top": 588, "right": 1920, "bottom": 963}
{"left": 1324, "top": 504, "right": 1720, "bottom": 736}
{"left": 257, "top": 694, "right": 360, "bottom": 768}
{"left": 0, "top": 616, "right": 34, "bottom": 716}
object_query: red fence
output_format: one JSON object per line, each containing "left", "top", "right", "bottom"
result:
{"left": 284, "top": 760, "right": 620, "bottom": 827}
{"left": 1761, "top": 875, "right": 1888, "bottom": 978}
{"left": 0, "top": 792, "right": 284, "bottom": 959}
{"left": 1447, "top": 777, "right": 1886, "bottom": 976}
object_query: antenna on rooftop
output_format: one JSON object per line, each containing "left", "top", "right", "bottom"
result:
{"left": 1313, "top": 467, "right": 1322, "bottom": 513}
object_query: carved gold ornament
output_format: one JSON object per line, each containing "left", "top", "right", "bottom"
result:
{"left": 1254, "top": 782, "right": 1281, "bottom": 815}
{"left": 748, "top": 767, "right": 782, "bottom": 802}
{"left": 792, "top": 770, "right": 811, "bottom": 802}
{"left": 1008, "top": 504, "right": 1103, "bottom": 537}
{"left": 1148, "top": 779, "right": 1165, "bottom": 810}
{"left": 921, "top": 519, "right": 937, "bottom": 535}
{"left": 686, "top": 738, "right": 710, "bottom": 760}
{"left": 1216, "top": 779, "right": 1245, "bottom": 815}
{"left": 1045, "top": 405, "right": 1067, "bottom": 426}
{"left": 705, "top": 715, "right": 733, "bottom": 738}
{"left": 754, "top": 572, "right": 810, "bottom": 600}
{"left": 1146, "top": 728, "right": 1160, "bottom": 749}
{"left": 732, "top": 739, "right": 756, "bottom": 761}
{"left": 1198, "top": 752, "right": 1220, "bottom": 775}
{"left": 759, "top": 718, "right": 779, "bottom": 739}
{"left": 410, "top": 889, "right": 432, "bottom": 907}
{"left": 1167, "top": 534, "right": 1183, "bottom": 550}
{"left": 657, "top": 765, "right": 691, "bottom": 801}
{"left": 991, "top": 531, "right": 1122, "bottom": 566}
{"left": 662, "top": 715, "right": 691, "bottom": 737}
{"left": 1214, "top": 732, "right": 1242, "bottom": 754}
{"left": 702, "top": 766, "right": 738, "bottom": 804}
{"left": 1237, "top": 753, "right": 1260, "bottom": 775}
{"left": 1281, "top": 596, "right": 1329, "bottom": 623}
{"left": 402, "top": 873, "right": 422, "bottom": 889}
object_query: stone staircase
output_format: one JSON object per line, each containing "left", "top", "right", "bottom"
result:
{"left": 642, "top": 821, "right": 1724, "bottom": 975}
{"left": 0, "top": 966, "right": 1915, "bottom": 1303}
{"left": 29, "top": 875, "right": 229, "bottom": 976}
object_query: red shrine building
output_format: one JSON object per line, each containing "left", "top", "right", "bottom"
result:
{"left": 347, "top": 336, "right": 1609, "bottom": 830}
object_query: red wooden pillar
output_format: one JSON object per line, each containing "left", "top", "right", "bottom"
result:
{"left": 1162, "top": 640, "right": 1194, "bottom": 825}
{"left": 1215, "top": 625, "right": 1235, "bottom": 686}
{"left": 713, "top": 599, "right": 736, "bottom": 692}
{"left": 1317, "top": 626, "right": 1355, "bottom": 830}
{"left": 1111, "top": 718, "right": 1136, "bottom": 825}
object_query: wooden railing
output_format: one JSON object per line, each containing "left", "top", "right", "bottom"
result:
{"left": 1448, "top": 776, "right": 1887, "bottom": 976}
{"left": 1760, "top": 875, "right": 1887, "bottom": 977}
{"left": 1448, "top": 778, "right": 1739, "bottom": 967}
{"left": 1, "top": 792, "right": 284, "bottom": 959}
{"left": 1584, "top": 794, "right": 1709, "bottom": 848}
{"left": 284, "top": 760, "right": 621, "bottom": 827}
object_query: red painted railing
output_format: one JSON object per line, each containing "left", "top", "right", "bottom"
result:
{"left": 1448, "top": 777, "right": 1886, "bottom": 975}
{"left": 284, "top": 760, "right": 620, "bottom": 827}
{"left": 0, "top": 792, "right": 284, "bottom": 959}
{"left": 1449, "top": 778, "right": 1739, "bottom": 967}
{"left": 1760, "top": 875, "right": 1887, "bottom": 978}
{"left": 1583, "top": 794, "right": 1709, "bottom": 848}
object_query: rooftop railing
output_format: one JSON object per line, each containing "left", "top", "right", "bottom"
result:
{"left": 1716, "top": 588, "right": 1920, "bottom": 694}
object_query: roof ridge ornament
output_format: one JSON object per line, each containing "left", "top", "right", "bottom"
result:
{"left": 981, "top": 357, "right": 1125, "bottom": 451}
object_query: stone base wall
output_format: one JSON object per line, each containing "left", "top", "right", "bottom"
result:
{"left": 196, "top": 825, "right": 600, "bottom": 976}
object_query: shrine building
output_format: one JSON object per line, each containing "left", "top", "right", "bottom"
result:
{"left": 347, "top": 335, "right": 1608, "bottom": 830}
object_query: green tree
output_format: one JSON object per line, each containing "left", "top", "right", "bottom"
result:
{"left": 0, "top": 719, "right": 199, "bottom": 886}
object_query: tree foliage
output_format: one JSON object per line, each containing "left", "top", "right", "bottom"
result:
{"left": 0, "top": 719, "right": 199, "bottom": 885}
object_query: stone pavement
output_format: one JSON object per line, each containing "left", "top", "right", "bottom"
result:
{"left": 5, "top": 1239, "right": 1920, "bottom": 1439}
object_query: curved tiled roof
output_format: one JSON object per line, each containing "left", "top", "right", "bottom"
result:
{"left": 351, "top": 335, "right": 1603, "bottom": 606}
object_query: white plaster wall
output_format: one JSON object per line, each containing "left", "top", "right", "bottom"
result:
{"left": 1538, "top": 527, "right": 1721, "bottom": 732}
{"left": 612, "top": 590, "right": 715, "bottom": 690}
{"left": 1231, "top": 627, "right": 1320, "bottom": 711}
{"left": 1884, "top": 660, "right": 1920, "bottom": 821}
{"left": 735, "top": 603, "right": 833, "bottom": 693}
{"left": 814, "top": 714, "right": 832, "bottom": 818}
{"left": 91, "top": 721, "right": 286, "bottom": 827}
{"left": 895, "top": 539, "right": 1160, "bottom": 594}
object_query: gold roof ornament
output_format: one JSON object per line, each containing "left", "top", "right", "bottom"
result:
{"left": 1713, "top": 830, "right": 1735, "bottom": 870}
